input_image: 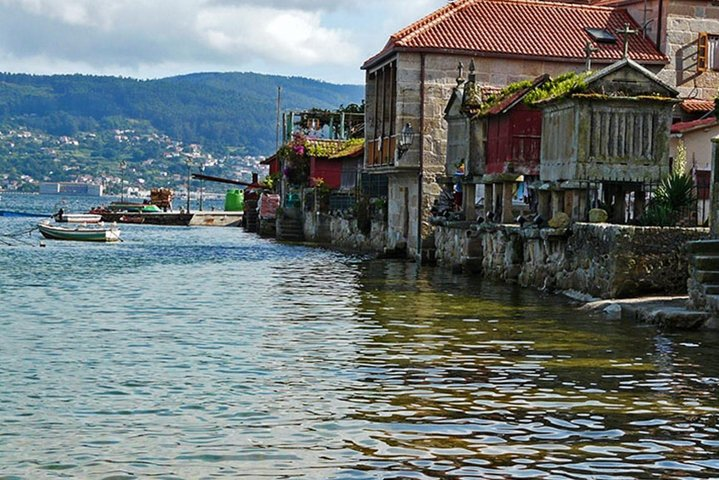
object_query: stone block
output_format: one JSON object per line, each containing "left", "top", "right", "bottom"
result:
{"left": 588, "top": 208, "right": 608, "bottom": 223}
{"left": 548, "top": 212, "right": 570, "bottom": 229}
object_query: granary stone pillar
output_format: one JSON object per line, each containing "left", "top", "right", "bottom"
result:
{"left": 464, "top": 183, "right": 477, "bottom": 221}
{"left": 567, "top": 189, "right": 588, "bottom": 221}
{"left": 711, "top": 135, "right": 719, "bottom": 237}
{"left": 550, "top": 189, "right": 564, "bottom": 219}
{"left": 502, "top": 182, "right": 514, "bottom": 224}
{"left": 537, "top": 188, "right": 551, "bottom": 223}
{"left": 483, "top": 182, "right": 494, "bottom": 220}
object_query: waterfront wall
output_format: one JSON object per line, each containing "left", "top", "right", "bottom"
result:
{"left": 304, "top": 212, "right": 387, "bottom": 252}
{"left": 434, "top": 222, "right": 709, "bottom": 299}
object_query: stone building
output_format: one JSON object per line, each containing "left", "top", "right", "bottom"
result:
{"left": 362, "top": 0, "right": 666, "bottom": 259}
{"left": 594, "top": 0, "right": 719, "bottom": 102}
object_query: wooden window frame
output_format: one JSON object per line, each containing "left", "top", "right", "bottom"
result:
{"left": 698, "top": 32, "right": 708, "bottom": 72}
{"left": 698, "top": 32, "right": 719, "bottom": 72}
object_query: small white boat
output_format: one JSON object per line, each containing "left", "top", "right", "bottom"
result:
{"left": 38, "top": 220, "right": 121, "bottom": 242}
{"left": 56, "top": 213, "right": 103, "bottom": 223}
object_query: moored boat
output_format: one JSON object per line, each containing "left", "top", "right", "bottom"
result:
{"left": 56, "top": 213, "right": 103, "bottom": 223}
{"left": 37, "top": 220, "right": 121, "bottom": 242}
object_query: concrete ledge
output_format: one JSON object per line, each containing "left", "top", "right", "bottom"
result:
{"left": 582, "top": 296, "right": 712, "bottom": 330}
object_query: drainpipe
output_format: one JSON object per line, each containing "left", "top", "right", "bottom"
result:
{"left": 656, "top": 0, "right": 664, "bottom": 52}
{"left": 416, "top": 53, "right": 426, "bottom": 263}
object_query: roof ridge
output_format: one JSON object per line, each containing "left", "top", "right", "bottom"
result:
{"left": 484, "top": 0, "right": 620, "bottom": 12}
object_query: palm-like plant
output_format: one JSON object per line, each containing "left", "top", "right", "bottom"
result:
{"left": 641, "top": 171, "right": 696, "bottom": 226}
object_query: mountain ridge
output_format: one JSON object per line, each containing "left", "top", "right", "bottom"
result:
{"left": 0, "top": 70, "right": 365, "bottom": 156}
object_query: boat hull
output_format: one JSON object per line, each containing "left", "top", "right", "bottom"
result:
{"left": 38, "top": 222, "right": 121, "bottom": 242}
{"left": 57, "top": 214, "right": 103, "bottom": 223}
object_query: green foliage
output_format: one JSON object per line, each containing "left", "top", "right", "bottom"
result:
{"left": 483, "top": 80, "right": 533, "bottom": 105}
{"left": 524, "top": 72, "right": 589, "bottom": 105}
{"left": 640, "top": 202, "right": 675, "bottom": 227}
{"left": 641, "top": 172, "right": 696, "bottom": 226}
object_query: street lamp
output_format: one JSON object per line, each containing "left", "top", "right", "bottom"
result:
{"left": 119, "top": 160, "right": 127, "bottom": 202}
{"left": 397, "top": 122, "right": 414, "bottom": 159}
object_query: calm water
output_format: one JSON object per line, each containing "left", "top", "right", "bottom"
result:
{"left": 2, "top": 193, "right": 719, "bottom": 479}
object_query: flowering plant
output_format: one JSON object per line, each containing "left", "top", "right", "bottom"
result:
{"left": 279, "top": 133, "right": 309, "bottom": 186}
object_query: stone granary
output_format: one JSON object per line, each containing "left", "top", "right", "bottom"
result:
{"left": 535, "top": 58, "right": 679, "bottom": 224}
{"left": 445, "top": 64, "right": 550, "bottom": 224}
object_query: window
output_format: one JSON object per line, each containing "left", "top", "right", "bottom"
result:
{"left": 585, "top": 28, "right": 616, "bottom": 44}
{"left": 698, "top": 32, "right": 719, "bottom": 72}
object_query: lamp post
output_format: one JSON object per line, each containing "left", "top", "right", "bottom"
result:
{"left": 119, "top": 160, "right": 127, "bottom": 202}
{"left": 185, "top": 158, "right": 192, "bottom": 213}
{"left": 199, "top": 163, "right": 206, "bottom": 211}
{"left": 397, "top": 122, "right": 414, "bottom": 159}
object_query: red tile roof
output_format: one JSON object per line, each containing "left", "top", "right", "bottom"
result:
{"left": 363, "top": 0, "right": 667, "bottom": 69}
{"left": 681, "top": 99, "right": 716, "bottom": 114}
{"left": 671, "top": 117, "right": 718, "bottom": 134}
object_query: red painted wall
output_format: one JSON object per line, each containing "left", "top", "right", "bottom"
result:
{"left": 266, "top": 158, "right": 280, "bottom": 176}
{"left": 485, "top": 104, "right": 541, "bottom": 176}
{"left": 310, "top": 157, "right": 342, "bottom": 189}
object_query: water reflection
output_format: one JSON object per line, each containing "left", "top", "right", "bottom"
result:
{"left": 1, "top": 198, "right": 719, "bottom": 479}
{"left": 340, "top": 262, "right": 719, "bottom": 479}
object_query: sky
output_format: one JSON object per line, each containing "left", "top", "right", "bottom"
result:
{"left": 0, "top": 0, "right": 448, "bottom": 85}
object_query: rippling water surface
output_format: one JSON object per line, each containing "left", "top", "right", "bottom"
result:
{"left": 2, "top": 193, "right": 719, "bottom": 479}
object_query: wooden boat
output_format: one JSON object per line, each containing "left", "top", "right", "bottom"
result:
{"left": 37, "top": 220, "right": 121, "bottom": 242}
{"left": 55, "top": 213, "right": 103, "bottom": 223}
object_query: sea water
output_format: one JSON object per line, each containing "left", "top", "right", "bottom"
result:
{"left": 2, "top": 193, "right": 719, "bottom": 479}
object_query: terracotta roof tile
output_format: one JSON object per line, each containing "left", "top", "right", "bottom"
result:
{"left": 364, "top": 0, "right": 667, "bottom": 69}
{"left": 681, "top": 99, "right": 716, "bottom": 114}
{"left": 671, "top": 117, "right": 718, "bottom": 134}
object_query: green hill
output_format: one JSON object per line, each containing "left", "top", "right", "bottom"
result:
{"left": 0, "top": 71, "right": 364, "bottom": 156}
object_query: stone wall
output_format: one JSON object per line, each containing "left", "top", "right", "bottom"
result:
{"left": 434, "top": 222, "right": 709, "bottom": 298}
{"left": 433, "top": 221, "right": 482, "bottom": 272}
{"left": 304, "top": 211, "right": 387, "bottom": 253}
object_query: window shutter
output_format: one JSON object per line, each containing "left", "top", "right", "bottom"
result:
{"left": 698, "top": 32, "right": 709, "bottom": 72}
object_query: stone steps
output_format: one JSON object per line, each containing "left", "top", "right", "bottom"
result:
{"left": 277, "top": 217, "right": 304, "bottom": 241}
{"left": 688, "top": 240, "right": 719, "bottom": 322}
{"left": 692, "top": 255, "right": 719, "bottom": 271}
{"left": 706, "top": 294, "right": 719, "bottom": 313}
{"left": 695, "top": 270, "right": 719, "bottom": 284}
{"left": 687, "top": 240, "right": 719, "bottom": 254}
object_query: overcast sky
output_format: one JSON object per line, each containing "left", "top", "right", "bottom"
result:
{"left": 0, "top": 0, "right": 448, "bottom": 85}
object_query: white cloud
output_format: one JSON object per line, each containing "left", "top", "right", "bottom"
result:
{"left": 195, "top": 6, "right": 358, "bottom": 66}
{"left": 0, "top": 0, "right": 446, "bottom": 83}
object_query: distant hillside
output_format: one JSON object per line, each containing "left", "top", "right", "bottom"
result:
{"left": 0, "top": 71, "right": 365, "bottom": 156}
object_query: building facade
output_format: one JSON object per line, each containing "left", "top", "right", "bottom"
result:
{"left": 362, "top": 0, "right": 667, "bottom": 258}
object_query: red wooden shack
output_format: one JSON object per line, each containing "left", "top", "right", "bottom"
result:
{"left": 484, "top": 74, "right": 547, "bottom": 177}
